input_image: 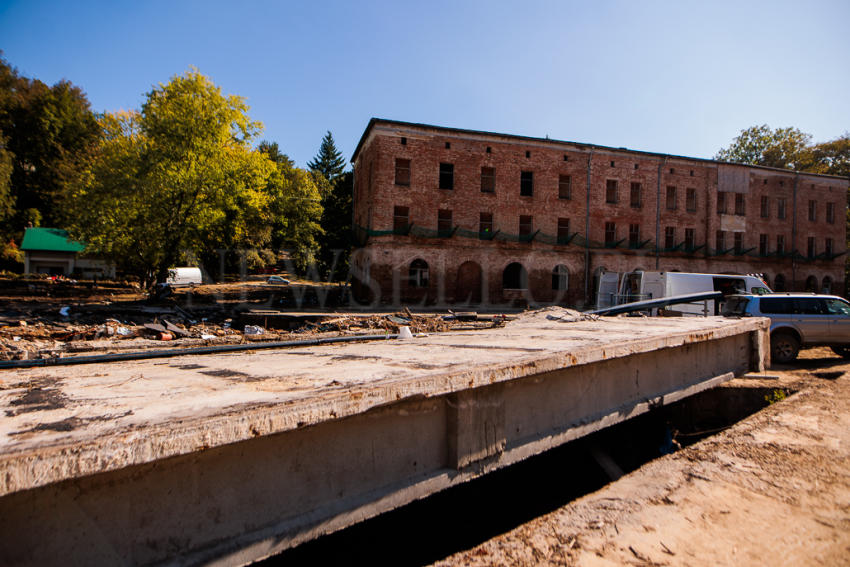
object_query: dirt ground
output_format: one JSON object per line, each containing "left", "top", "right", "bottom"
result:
{"left": 432, "top": 347, "right": 850, "bottom": 567}
{"left": 0, "top": 277, "right": 498, "bottom": 361}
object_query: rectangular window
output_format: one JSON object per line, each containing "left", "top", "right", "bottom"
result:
{"left": 777, "top": 198, "right": 787, "bottom": 219}
{"left": 685, "top": 228, "right": 695, "bottom": 250}
{"left": 394, "top": 159, "right": 411, "bottom": 186}
{"left": 605, "top": 222, "right": 616, "bottom": 245}
{"left": 664, "top": 226, "right": 675, "bottom": 249}
{"left": 808, "top": 200, "right": 817, "bottom": 222}
{"left": 776, "top": 234, "right": 785, "bottom": 255}
{"left": 827, "top": 202, "right": 835, "bottom": 224}
{"left": 686, "top": 188, "right": 696, "bottom": 212}
{"left": 717, "top": 192, "right": 727, "bottom": 214}
{"left": 393, "top": 206, "right": 409, "bottom": 232}
{"left": 629, "top": 223, "right": 640, "bottom": 247}
{"left": 734, "top": 232, "right": 743, "bottom": 254}
{"left": 735, "top": 193, "right": 746, "bottom": 216}
{"left": 630, "top": 182, "right": 641, "bottom": 208}
{"left": 479, "top": 212, "right": 493, "bottom": 238}
{"left": 826, "top": 238, "right": 833, "bottom": 256}
{"left": 759, "top": 233, "right": 768, "bottom": 256}
{"left": 666, "top": 186, "right": 677, "bottom": 210}
{"left": 557, "top": 217, "right": 570, "bottom": 243}
{"left": 480, "top": 167, "right": 495, "bottom": 193}
{"left": 439, "top": 163, "right": 454, "bottom": 190}
{"left": 716, "top": 230, "right": 726, "bottom": 252}
{"left": 808, "top": 236, "right": 816, "bottom": 258}
{"left": 760, "top": 196, "right": 770, "bottom": 218}
{"left": 437, "top": 209, "right": 452, "bottom": 235}
{"left": 558, "top": 175, "right": 571, "bottom": 200}
{"left": 520, "top": 171, "right": 534, "bottom": 196}
{"left": 606, "top": 180, "right": 618, "bottom": 204}
{"left": 519, "top": 215, "right": 533, "bottom": 236}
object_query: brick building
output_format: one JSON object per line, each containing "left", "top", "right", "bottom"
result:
{"left": 350, "top": 119, "right": 848, "bottom": 308}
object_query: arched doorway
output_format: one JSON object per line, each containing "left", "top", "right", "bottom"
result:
{"left": 822, "top": 276, "right": 833, "bottom": 294}
{"left": 805, "top": 275, "right": 817, "bottom": 292}
{"left": 409, "top": 259, "right": 429, "bottom": 288}
{"left": 456, "top": 261, "right": 483, "bottom": 304}
{"left": 502, "top": 262, "right": 527, "bottom": 290}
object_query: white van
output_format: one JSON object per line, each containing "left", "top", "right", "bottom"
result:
{"left": 601, "top": 271, "right": 771, "bottom": 315}
{"left": 166, "top": 267, "right": 203, "bottom": 287}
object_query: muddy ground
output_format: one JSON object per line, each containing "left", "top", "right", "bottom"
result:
{"left": 432, "top": 347, "right": 850, "bottom": 567}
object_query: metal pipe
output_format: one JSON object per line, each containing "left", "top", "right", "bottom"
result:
{"left": 0, "top": 333, "right": 399, "bottom": 370}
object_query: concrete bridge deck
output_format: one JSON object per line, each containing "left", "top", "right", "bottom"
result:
{"left": 0, "top": 309, "right": 768, "bottom": 566}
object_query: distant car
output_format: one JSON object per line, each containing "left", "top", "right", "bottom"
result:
{"left": 266, "top": 275, "right": 290, "bottom": 285}
{"left": 723, "top": 293, "right": 850, "bottom": 363}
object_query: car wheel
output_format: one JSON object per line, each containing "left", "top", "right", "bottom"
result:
{"left": 830, "top": 346, "right": 850, "bottom": 359}
{"left": 771, "top": 332, "right": 800, "bottom": 364}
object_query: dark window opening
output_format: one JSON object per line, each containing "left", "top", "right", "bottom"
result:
{"left": 559, "top": 175, "right": 571, "bottom": 200}
{"left": 774, "top": 274, "right": 786, "bottom": 291}
{"left": 776, "top": 235, "right": 785, "bottom": 255}
{"left": 439, "top": 163, "right": 454, "bottom": 190}
{"left": 734, "top": 193, "right": 745, "bottom": 216}
{"left": 445, "top": 142, "right": 451, "bottom": 149}
{"left": 525, "top": 151, "right": 531, "bottom": 158}
{"left": 686, "top": 188, "right": 696, "bottom": 212}
{"left": 481, "top": 167, "right": 495, "bottom": 193}
{"left": 717, "top": 192, "right": 727, "bottom": 214}
{"left": 716, "top": 230, "right": 726, "bottom": 252}
{"left": 400, "top": 137, "right": 407, "bottom": 145}
{"left": 777, "top": 198, "right": 786, "bottom": 220}
{"left": 827, "top": 202, "right": 835, "bottom": 224}
{"left": 393, "top": 206, "right": 409, "bottom": 232}
{"left": 666, "top": 186, "right": 677, "bottom": 210}
{"left": 685, "top": 228, "right": 695, "bottom": 250}
{"left": 605, "top": 222, "right": 616, "bottom": 245}
{"left": 630, "top": 182, "right": 641, "bottom": 208}
{"left": 502, "top": 262, "right": 527, "bottom": 289}
{"left": 437, "top": 209, "right": 453, "bottom": 236}
{"left": 563, "top": 155, "right": 569, "bottom": 161}
{"left": 610, "top": 161, "right": 615, "bottom": 167}
{"left": 520, "top": 171, "right": 534, "bottom": 196}
{"left": 634, "top": 164, "right": 639, "bottom": 170}
{"left": 394, "top": 159, "right": 411, "bottom": 187}
{"left": 479, "top": 212, "right": 493, "bottom": 239}
{"left": 665, "top": 226, "right": 675, "bottom": 249}
{"left": 669, "top": 168, "right": 675, "bottom": 174}
{"left": 629, "top": 224, "right": 640, "bottom": 247}
{"left": 826, "top": 238, "right": 834, "bottom": 257}
{"left": 486, "top": 146, "right": 491, "bottom": 153}
{"left": 605, "top": 180, "right": 618, "bottom": 204}
{"left": 759, "top": 234, "right": 768, "bottom": 256}
{"left": 409, "top": 259, "right": 429, "bottom": 288}
{"left": 808, "top": 200, "right": 817, "bottom": 222}
{"left": 557, "top": 218, "right": 570, "bottom": 243}
{"left": 760, "top": 196, "right": 770, "bottom": 218}
{"left": 808, "top": 237, "right": 816, "bottom": 258}
{"left": 552, "top": 265, "right": 568, "bottom": 291}
{"left": 690, "top": 170, "right": 694, "bottom": 177}
{"left": 734, "top": 232, "right": 744, "bottom": 254}
{"left": 519, "top": 215, "right": 533, "bottom": 236}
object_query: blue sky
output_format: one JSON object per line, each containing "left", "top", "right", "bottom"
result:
{"left": 1, "top": 0, "right": 848, "bottom": 169}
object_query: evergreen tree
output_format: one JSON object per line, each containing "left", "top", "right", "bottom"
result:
{"left": 307, "top": 131, "right": 346, "bottom": 182}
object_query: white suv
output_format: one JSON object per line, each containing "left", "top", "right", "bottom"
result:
{"left": 722, "top": 293, "right": 850, "bottom": 363}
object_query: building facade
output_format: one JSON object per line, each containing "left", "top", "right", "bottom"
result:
{"left": 350, "top": 119, "right": 848, "bottom": 308}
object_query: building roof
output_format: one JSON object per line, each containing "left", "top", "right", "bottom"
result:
{"left": 20, "top": 228, "right": 86, "bottom": 253}
{"left": 350, "top": 118, "right": 849, "bottom": 182}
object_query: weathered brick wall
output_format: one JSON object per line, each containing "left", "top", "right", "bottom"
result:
{"left": 351, "top": 121, "right": 847, "bottom": 307}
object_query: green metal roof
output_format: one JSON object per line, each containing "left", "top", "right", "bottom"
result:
{"left": 20, "top": 228, "right": 86, "bottom": 253}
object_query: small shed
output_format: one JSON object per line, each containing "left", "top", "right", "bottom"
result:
{"left": 20, "top": 228, "right": 114, "bottom": 277}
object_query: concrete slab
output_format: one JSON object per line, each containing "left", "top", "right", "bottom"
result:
{"left": 0, "top": 308, "right": 769, "bottom": 566}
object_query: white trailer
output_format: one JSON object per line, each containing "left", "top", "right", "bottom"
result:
{"left": 597, "top": 271, "right": 771, "bottom": 315}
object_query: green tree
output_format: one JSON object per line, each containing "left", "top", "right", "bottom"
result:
{"left": 67, "top": 70, "right": 274, "bottom": 285}
{"left": 259, "top": 142, "right": 324, "bottom": 272}
{"left": 0, "top": 54, "right": 100, "bottom": 232}
{"left": 715, "top": 125, "right": 812, "bottom": 170}
{"left": 307, "top": 130, "right": 346, "bottom": 184}
{"left": 800, "top": 134, "right": 850, "bottom": 178}
{"left": 318, "top": 170, "right": 353, "bottom": 281}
